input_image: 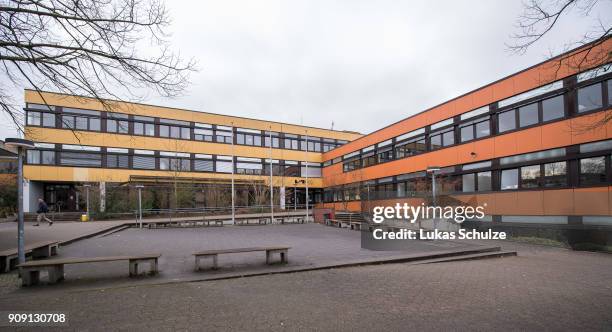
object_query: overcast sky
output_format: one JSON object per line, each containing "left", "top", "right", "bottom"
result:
{"left": 1, "top": 0, "right": 610, "bottom": 139}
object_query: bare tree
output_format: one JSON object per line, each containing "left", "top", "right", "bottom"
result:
{"left": 509, "top": 0, "right": 610, "bottom": 72}
{"left": 0, "top": 0, "right": 196, "bottom": 133}
{"left": 509, "top": 0, "right": 611, "bottom": 129}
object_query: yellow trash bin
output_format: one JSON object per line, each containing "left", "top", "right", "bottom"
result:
{"left": 81, "top": 214, "right": 89, "bottom": 222}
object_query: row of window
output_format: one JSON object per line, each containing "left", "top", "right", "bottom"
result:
{"left": 334, "top": 66, "right": 611, "bottom": 172}
{"left": 26, "top": 145, "right": 322, "bottom": 177}
{"left": 325, "top": 139, "right": 612, "bottom": 202}
{"left": 25, "top": 105, "right": 348, "bottom": 152}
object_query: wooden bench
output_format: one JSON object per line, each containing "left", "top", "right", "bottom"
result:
{"left": 17, "top": 254, "right": 161, "bottom": 286}
{"left": 193, "top": 246, "right": 290, "bottom": 271}
{"left": 350, "top": 221, "right": 362, "bottom": 231}
{"left": 236, "top": 218, "right": 269, "bottom": 226}
{"left": 0, "top": 241, "right": 60, "bottom": 273}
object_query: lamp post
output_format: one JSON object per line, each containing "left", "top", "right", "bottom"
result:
{"left": 427, "top": 166, "right": 441, "bottom": 230}
{"left": 135, "top": 185, "right": 144, "bottom": 229}
{"left": 83, "top": 183, "right": 91, "bottom": 219}
{"left": 230, "top": 122, "right": 235, "bottom": 224}
{"left": 304, "top": 131, "right": 309, "bottom": 223}
{"left": 4, "top": 138, "right": 35, "bottom": 266}
{"left": 269, "top": 128, "right": 273, "bottom": 223}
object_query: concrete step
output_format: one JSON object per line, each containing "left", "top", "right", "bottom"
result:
{"left": 94, "top": 225, "right": 131, "bottom": 238}
{"left": 414, "top": 250, "right": 517, "bottom": 264}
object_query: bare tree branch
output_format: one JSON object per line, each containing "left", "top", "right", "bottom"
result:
{"left": 0, "top": 0, "right": 196, "bottom": 136}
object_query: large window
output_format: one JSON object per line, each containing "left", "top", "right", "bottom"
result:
{"left": 194, "top": 155, "right": 214, "bottom": 172}
{"left": 580, "top": 156, "right": 607, "bottom": 185}
{"left": 236, "top": 158, "right": 262, "bottom": 175}
{"left": 160, "top": 157, "right": 191, "bottom": 171}
{"left": 518, "top": 103, "right": 538, "bottom": 128}
{"left": 377, "top": 147, "right": 393, "bottom": 163}
{"left": 542, "top": 95, "right": 564, "bottom": 121}
{"left": 27, "top": 150, "right": 55, "bottom": 165}
{"left": 106, "top": 154, "right": 129, "bottom": 168}
{"left": 132, "top": 151, "right": 156, "bottom": 170}
{"left": 159, "top": 119, "right": 190, "bottom": 139}
{"left": 133, "top": 116, "right": 155, "bottom": 136}
{"left": 283, "top": 135, "right": 299, "bottom": 150}
{"left": 194, "top": 128, "right": 214, "bottom": 141}
{"left": 343, "top": 158, "right": 361, "bottom": 172}
{"left": 62, "top": 108, "right": 101, "bottom": 131}
{"left": 264, "top": 132, "right": 280, "bottom": 148}
{"left": 501, "top": 169, "right": 519, "bottom": 190}
{"left": 577, "top": 83, "right": 603, "bottom": 113}
{"left": 543, "top": 161, "right": 567, "bottom": 187}
{"left": 520, "top": 165, "right": 540, "bottom": 188}
{"left": 27, "top": 111, "right": 56, "bottom": 127}
{"left": 362, "top": 151, "right": 376, "bottom": 167}
{"left": 395, "top": 137, "right": 426, "bottom": 158}
{"left": 460, "top": 117, "right": 490, "bottom": 142}
{"left": 429, "top": 129, "right": 454, "bottom": 150}
{"left": 215, "top": 127, "right": 233, "bottom": 144}
{"left": 106, "top": 113, "right": 128, "bottom": 134}
{"left": 498, "top": 109, "right": 516, "bottom": 133}
{"left": 60, "top": 152, "right": 101, "bottom": 167}
{"left": 237, "top": 132, "right": 262, "bottom": 146}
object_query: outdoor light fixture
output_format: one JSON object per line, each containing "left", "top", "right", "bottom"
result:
{"left": 4, "top": 138, "right": 35, "bottom": 266}
{"left": 135, "top": 185, "right": 144, "bottom": 229}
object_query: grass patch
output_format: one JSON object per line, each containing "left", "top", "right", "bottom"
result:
{"left": 570, "top": 242, "right": 612, "bottom": 253}
{"left": 508, "top": 236, "right": 568, "bottom": 248}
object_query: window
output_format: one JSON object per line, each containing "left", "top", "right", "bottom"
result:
{"left": 28, "top": 150, "right": 57, "bottom": 165}
{"left": 520, "top": 165, "right": 540, "bottom": 188}
{"left": 27, "top": 111, "right": 57, "bottom": 127}
{"left": 608, "top": 80, "right": 612, "bottom": 105}
{"left": 543, "top": 161, "right": 566, "bottom": 187}
{"left": 501, "top": 169, "right": 518, "bottom": 190}
{"left": 237, "top": 133, "right": 262, "bottom": 146}
{"left": 460, "top": 117, "right": 490, "bottom": 142}
{"left": 577, "top": 83, "right": 603, "bottom": 113}
{"left": 194, "top": 128, "right": 214, "bottom": 141}
{"left": 307, "top": 139, "right": 321, "bottom": 152}
{"left": 160, "top": 158, "right": 190, "bottom": 171}
{"left": 395, "top": 137, "right": 426, "bottom": 158}
{"left": 283, "top": 135, "right": 299, "bottom": 150}
{"left": 301, "top": 164, "right": 321, "bottom": 177}
{"left": 542, "top": 95, "right": 564, "bottom": 121}
{"left": 264, "top": 133, "right": 280, "bottom": 148}
{"left": 323, "top": 141, "right": 336, "bottom": 152}
{"left": 133, "top": 156, "right": 156, "bottom": 169}
{"left": 106, "top": 154, "right": 129, "bottom": 168}
{"left": 377, "top": 147, "right": 393, "bottom": 163}
{"left": 580, "top": 156, "right": 606, "bottom": 185}
{"left": 107, "top": 113, "right": 128, "bottom": 134}
{"left": 478, "top": 171, "right": 491, "bottom": 191}
{"left": 194, "top": 159, "right": 214, "bottom": 172}
{"left": 215, "top": 159, "right": 233, "bottom": 173}
{"left": 60, "top": 152, "right": 101, "bottom": 167}
{"left": 518, "top": 103, "right": 538, "bottom": 127}
{"left": 498, "top": 110, "right": 516, "bottom": 133}
{"left": 159, "top": 119, "right": 190, "bottom": 139}
{"left": 343, "top": 158, "right": 361, "bottom": 172}
{"left": 134, "top": 116, "right": 155, "bottom": 136}
{"left": 236, "top": 161, "right": 262, "bottom": 175}
{"left": 462, "top": 173, "right": 475, "bottom": 192}
{"left": 430, "top": 129, "right": 454, "bottom": 150}
{"left": 362, "top": 152, "right": 376, "bottom": 167}
{"left": 62, "top": 115, "right": 75, "bottom": 129}
{"left": 27, "top": 112, "right": 41, "bottom": 126}
{"left": 215, "top": 129, "right": 233, "bottom": 143}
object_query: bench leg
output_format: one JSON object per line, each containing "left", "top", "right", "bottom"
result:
{"left": 20, "top": 269, "right": 40, "bottom": 287}
{"left": 129, "top": 261, "right": 139, "bottom": 277}
{"left": 280, "top": 250, "right": 288, "bottom": 264}
{"left": 48, "top": 265, "right": 64, "bottom": 283}
{"left": 150, "top": 258, "right": 158, "bottom": 275}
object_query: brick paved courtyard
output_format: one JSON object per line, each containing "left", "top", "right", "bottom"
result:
{"left": 0, "top": 239, "right": 611, "bottom": 331}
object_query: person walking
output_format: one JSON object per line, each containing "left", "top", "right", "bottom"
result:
{"left": 35, "top": 198, "right": 53, "bottom": 226}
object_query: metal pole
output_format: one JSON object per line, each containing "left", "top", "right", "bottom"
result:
{"left": 17, "top": 147, "right": 25, "bottom": 265}
{"left": 294, "top": 185, "right": 297, "bottom": 211}
{"left": 431, "top": 172, "right": 437, "bottom": 207}
{"left": 231, "top": 123, "right": 235, "bottom": 224}
{"left": 138, "top": 187, "right": 143, "bottom": 229}
{"left": 305, "top": 131, "right": 309, "bottom": 223}
{"left": 85, "top": 185, "right": 90, "bottom": 218}
{"left": 269, "top": 129, "right": 273, "bottom": 222}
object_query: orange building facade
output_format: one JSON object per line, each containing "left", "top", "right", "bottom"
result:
{"left": 317, "top": 39, "right": 612, "bottom": 233}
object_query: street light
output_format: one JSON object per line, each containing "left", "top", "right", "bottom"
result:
{"left": 83, "top": 183, "right": 91, "bottom": 219}
{"left": 4, "top": 138, "right": 35, "bottom": 266}
{"left": 427, "top": 166, "right": 441, "bottom": 230}
{"left": 135, "top": 185, "right": 144, "bottom": 229}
